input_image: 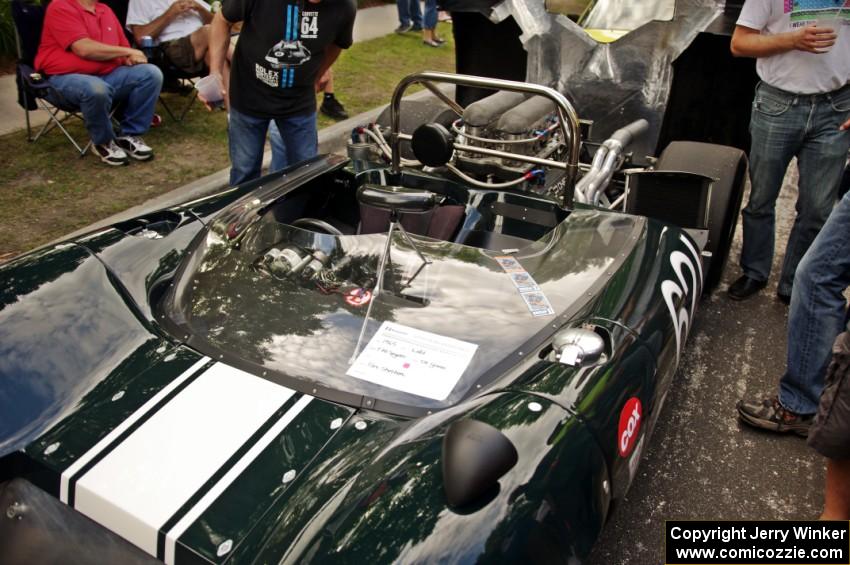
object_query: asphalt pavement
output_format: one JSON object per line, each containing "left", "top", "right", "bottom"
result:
{"left": 586, "top": 164, "right": 823, "bottom": 564}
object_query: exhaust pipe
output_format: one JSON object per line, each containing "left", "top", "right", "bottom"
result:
{"left": 575, "top": 119, "right": 649, "bottom": 205}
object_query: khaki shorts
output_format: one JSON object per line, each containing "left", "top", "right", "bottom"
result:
{"left": 808, "top": 354, "right": 850, "bottom": 460}
{"left": 162, "top": 35, "right": 207, "bottom": 75}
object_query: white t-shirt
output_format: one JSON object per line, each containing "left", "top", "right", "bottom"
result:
{"left": 126, "top": 0, "right": 210, "bottom": 44}
{"left": 737, "top": 0, "right": 849, "bottom": 93}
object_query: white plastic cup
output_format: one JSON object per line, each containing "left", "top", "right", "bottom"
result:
{"left": 195, "top": 74, "right": 224, "bottom": 107}
{"left": 812, "top": 18, "right": 837, "bottom": 53}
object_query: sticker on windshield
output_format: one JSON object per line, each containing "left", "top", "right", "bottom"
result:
{"left": 509, "top": 271, "right": 541, "bottom": 293}
{"left": 347, "top": 322, "right": 478, "bottom": 400}
{"left": 494, "top": 255, "right": 526, "bottom": 273}
{"left": 520, "top": 291, "right": 555, "bottom": 317}
{"left": 493, "top": 255, "right": 554, "bottom": 317}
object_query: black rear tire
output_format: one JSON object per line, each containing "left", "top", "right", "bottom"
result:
{"left": 656, "top": 141, "right": 748, "bottom": 292}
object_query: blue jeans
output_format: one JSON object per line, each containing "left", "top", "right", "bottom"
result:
{"left": 228, "top": 107, "right": 318, "bottom": 186}
{"left": 47, "top": 64, "right": 163, "bottom": 145}
{"left": 397, "top": 0, "right": 422, "bottom": 27}
{"left": 780, "top": 190, "right": 850, "bottom": 415}
{"left": 741, "top": 81, "right": 850, "bottom": 296}
{"left": 422, "top": 0, "right": 437, "bottom": 29}
{"left": 267, "top": 118, "right": 319, "bottom": 173}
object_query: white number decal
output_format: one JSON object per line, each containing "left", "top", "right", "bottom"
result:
{"left": 661, "top": 234, "right": 702, "bottom": 364}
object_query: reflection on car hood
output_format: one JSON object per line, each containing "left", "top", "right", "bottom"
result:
{"left": 170, "top": 209, "right": 645, "bottom": 412}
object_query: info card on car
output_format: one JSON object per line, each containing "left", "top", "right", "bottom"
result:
{"left": 347, "top": 322, "right": 478, "bottom": 400}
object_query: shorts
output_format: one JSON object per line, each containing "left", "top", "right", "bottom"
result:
{"left": 162, "top": 35, "right": 207, "bottom": 75}
{"left": 808, "top": 355, "right": 850, "bottom": 460}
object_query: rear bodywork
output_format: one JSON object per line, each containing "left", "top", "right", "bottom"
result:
{"left": 445, "top": 0, "right": 758, "bottom": 157}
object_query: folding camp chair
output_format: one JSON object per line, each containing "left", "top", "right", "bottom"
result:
{"left": 11, "top": 0, "right": 97, "bottom": 156}
{"left": 130, "top": 34, "right": 201, "bottom": 123}
{"left": 148, "top": 48, "right": 200, "bottom": 123}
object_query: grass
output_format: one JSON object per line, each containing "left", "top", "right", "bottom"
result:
{"left": 0, "top": 22, "right": 454, "bottom": 260}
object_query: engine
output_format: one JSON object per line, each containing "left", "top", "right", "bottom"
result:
{"left": 348, "top": 80, "right": 647, "bottom": 207}
{"left": 455, "top": 92, "right": 564, "bottom": 181}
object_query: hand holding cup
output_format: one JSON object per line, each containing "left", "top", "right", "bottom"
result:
{"left": 196, "top": 73, "right": 226, "bottom": 111}
{"left": 797, "top": 20, "right": 838, "bottom": 53}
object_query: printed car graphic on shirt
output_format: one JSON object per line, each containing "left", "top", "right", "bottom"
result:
{"left": 264, "top": 40, "right": 312, "bottom": 70}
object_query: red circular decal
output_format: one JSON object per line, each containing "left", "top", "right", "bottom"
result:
{"left": 344, "top": 288, "right": 372, "bottom": 307}
{"left": 617, "top": 397, "right": 642, "bottom": 457}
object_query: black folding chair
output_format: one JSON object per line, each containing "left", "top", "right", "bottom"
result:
{"left": 11, "top": 0, "right": 96, "bottom": 155}
{"left": 146, "top": 45, "right": 200, "bottom": 122}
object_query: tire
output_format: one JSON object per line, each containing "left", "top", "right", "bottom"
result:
{"left": 375, "top": 99, "right": 457, "bottom": 161}
{"left": 656, "top": 141, "right": 748, "bottom": 292}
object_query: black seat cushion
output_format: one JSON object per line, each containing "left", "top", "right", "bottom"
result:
{"left": 359, "top": 204, "right": 465, "bottom": 241}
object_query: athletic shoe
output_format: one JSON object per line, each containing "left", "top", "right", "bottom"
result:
{"left": 410, "top": 24, "right": 423, "bottom": 31}
{"left": 736, "top": 395, "right": 813, "bottom": 437}
{"left": 116, "top": 135, "right": 154, "bottom": 161}
{"left": 394, "top": 23, "right": 412, "bottom": 33}
{"left": 94, "top": 140, "right": 129, "bottom": 166}
{"left": 320, "top": 95, "right": 349, "bottom": 120}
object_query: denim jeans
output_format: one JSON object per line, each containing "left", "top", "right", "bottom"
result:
{"left": 397, "top": 0, "right": 422, "bottom": 27}
{"left": 779, "top": 190, "right": 850, "bottom": 415}
{"left": 422, "top": 0, "right": 437, "bottom": 29}
{"left": 267, "top": 118, "right": 319, "bottom": 174}
{"left": 741, "top": 81, "right": 850, "bottom": 296}
{"left": 228, "top": 108, "right": 317, "bottom": 186}
{"left": 47, "top": 64, "right": 163, "bottom": 145}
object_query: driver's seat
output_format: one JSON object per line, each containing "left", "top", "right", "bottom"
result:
{"left": 357, "top": 184, "right": 465, "bottom": 241}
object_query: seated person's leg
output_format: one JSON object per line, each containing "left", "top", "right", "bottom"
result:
{"left": 190, "top": 25, "right": 210, "bottom": 68}
{"left": 272, "top": 113, "right": 318, "bottom": 170}
{"left": 103, "top": 64, "right": 163, "bottom": 131}
{"left": 102, "top": 64, "right": 163, "bottom": 159}
{"left": 46, "top": 73, "right": 115, "bottom": 146}
{"left": 162, "top": 32, "right": 208, "bottom": 75}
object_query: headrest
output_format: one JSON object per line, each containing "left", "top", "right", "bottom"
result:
{"left": 411, "top": 123, "right": 454, "bottom": 167}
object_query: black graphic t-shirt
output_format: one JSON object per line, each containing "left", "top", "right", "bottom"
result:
{"left": 223, "top": 0, "right": 356, "bottom": 119}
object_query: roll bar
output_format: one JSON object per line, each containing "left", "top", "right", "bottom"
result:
{"left": 388, "top": 71, "right": 582, "bottom": 208}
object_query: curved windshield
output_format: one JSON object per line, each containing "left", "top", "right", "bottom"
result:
{"left": 166, "top": 201, "right": 641, "bottom": 414}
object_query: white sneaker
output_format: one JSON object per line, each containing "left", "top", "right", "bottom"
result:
{"left": 94, "top": 140, "right": 129, "bottom": 166}
{"left": 115, "top": 135, "right": 154, "bottom": 161}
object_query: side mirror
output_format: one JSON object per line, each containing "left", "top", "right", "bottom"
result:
{"left": 442, "top": 419, "right": 518, "bottom": 508}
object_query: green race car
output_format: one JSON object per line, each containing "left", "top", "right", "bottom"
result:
{"left": 0, "top": 72, "right": 747, "bottom": 564}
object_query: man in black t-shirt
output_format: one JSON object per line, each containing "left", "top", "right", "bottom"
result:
{"left": 208, "top": 0, "right": 356, "bottom": 185}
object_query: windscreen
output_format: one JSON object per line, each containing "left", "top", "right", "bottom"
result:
{"left": 168, "top": 207, "right": 641, "bottom": 413}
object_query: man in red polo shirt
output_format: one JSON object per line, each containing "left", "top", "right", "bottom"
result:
{"left": 35, "top": 0, "right": 163, "bottom": 165}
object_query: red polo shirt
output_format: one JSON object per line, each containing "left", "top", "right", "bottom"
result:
{"left": 35, "top": 0, "right": 129, "bottom": 76}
